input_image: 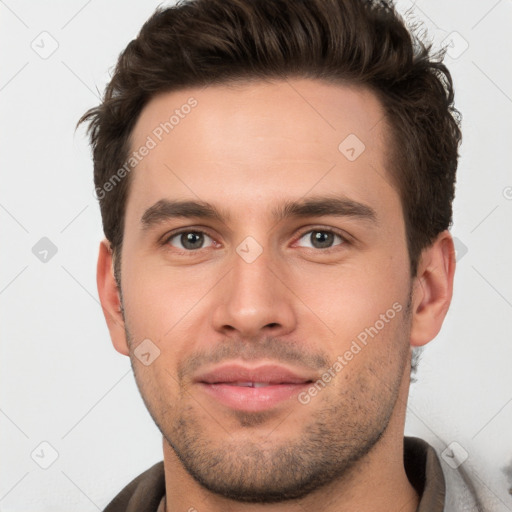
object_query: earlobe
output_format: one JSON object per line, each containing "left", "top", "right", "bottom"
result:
{"left": 97, "top": 239, "right": 130, "bottom": 356}
{"left": 409, "top": 230, "right": 456, "bottom": 347}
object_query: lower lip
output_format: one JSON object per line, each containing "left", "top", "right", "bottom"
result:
{"left": 198, "top": 382, "right": 310, "bottom": 412}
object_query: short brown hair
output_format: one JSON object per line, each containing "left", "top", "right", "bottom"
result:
{"left": 78, "top": 0, "right": 461, "bottom": 279}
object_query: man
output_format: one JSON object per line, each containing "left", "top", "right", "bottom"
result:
{"left": 78, "top": 0, "right": 482, "bottom": 510}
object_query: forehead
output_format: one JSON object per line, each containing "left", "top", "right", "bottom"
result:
{"left": 127, "top": 79, "right": 397, "bottom": 220}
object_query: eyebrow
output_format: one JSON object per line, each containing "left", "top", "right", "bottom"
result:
{"left": 272, "top": 196, "right": 377, "bottom": 224}
{"left": 140, "top": 196, "right": 377, "bottom": 230}
{"left": 141, "top": 199, "right": 227, "bottom": 228}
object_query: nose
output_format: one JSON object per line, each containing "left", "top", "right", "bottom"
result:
{"left": 211, "top": 245, "right": 297, "bottom": 339}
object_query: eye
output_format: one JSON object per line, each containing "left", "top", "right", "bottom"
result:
{"left": 166, "top": 230, "right": 215, "bottom": 250}
{"left": 296, "top": 229, "right": 346, "bottom": 249}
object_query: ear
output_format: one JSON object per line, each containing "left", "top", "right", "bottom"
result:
{"left": 97, "top": 239, "right": 129, "bottom": 356}
{"left": 410, "top": 230, "right": 456, "bottom": 347}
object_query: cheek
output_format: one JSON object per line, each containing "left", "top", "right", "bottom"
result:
{"left": 120, "top": 255, "right": 218, "bottom": 341}
{"left": 290, "top": 254, "right": 409, "bottom": 346}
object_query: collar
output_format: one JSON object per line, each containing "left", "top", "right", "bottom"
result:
{"left": 404, "top": 436, "right": 446, "bottom": 511}
{"left": 106, "top": 436, "right": 448, "bottom": 512}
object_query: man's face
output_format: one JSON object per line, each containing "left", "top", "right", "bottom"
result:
{"left": 118, "top": 79, "right": 414, "bottom": 501}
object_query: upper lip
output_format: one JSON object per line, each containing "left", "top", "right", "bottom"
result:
{"left": 194, "top": 363, "right": 315, "bottom": 385}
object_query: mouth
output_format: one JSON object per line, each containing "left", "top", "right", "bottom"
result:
{"left": 197, "top": 382, "right": 313, "bottom": 412}
{"left": 219, "top": 381, "right": 297, "bottom": 387}
{"left": 195, "top": 363, "right": 315, "bottom": 412}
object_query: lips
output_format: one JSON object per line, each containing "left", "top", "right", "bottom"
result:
{"left": 194, "top": 363, "right": 314, "bottom": 386}
{"left": 223, "top": 382, "right": 276, "bottom": 388}
{"left": 194, "top": 363, "right": 315, "bottom": 412}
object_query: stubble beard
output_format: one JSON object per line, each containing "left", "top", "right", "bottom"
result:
{"left": 125, "top": 295, "right": 412, "bottom": 503}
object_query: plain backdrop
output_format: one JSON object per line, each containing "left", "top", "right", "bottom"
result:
{"left": 1, "top": 0, "right": 511, "bottom": 510}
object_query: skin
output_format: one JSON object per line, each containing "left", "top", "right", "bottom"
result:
{"left": 97, "top": 79, "right": 455, "bottom": 512}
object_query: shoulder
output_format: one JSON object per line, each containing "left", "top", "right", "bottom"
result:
{"left": 103, "top": 461, "right": 165, "bottom": 512}
{"left": 405, "top": 436, "right": 503, "bottom": 512}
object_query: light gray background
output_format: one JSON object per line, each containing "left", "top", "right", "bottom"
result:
{"left": 1, "top": 0, "right": 511, "bottom": 510}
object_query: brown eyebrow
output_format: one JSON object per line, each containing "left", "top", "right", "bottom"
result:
{"left": 140, "top": 196, "right": 377, "bottom": 230}
{"left": 141, "top": 199, "right": 229, "bottom": 228}
{"left": 271, "top": 196, "right": 377, "bottom": 224}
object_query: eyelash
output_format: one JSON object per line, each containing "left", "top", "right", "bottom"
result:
{"left": 161, "top": 228, "right": 218, "bottom": 255}
{"left": 293, "top": 227, "right": 349, "bottom": 251}
{"left": 161, "top": 226, "right": 350, "bottom": 253}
